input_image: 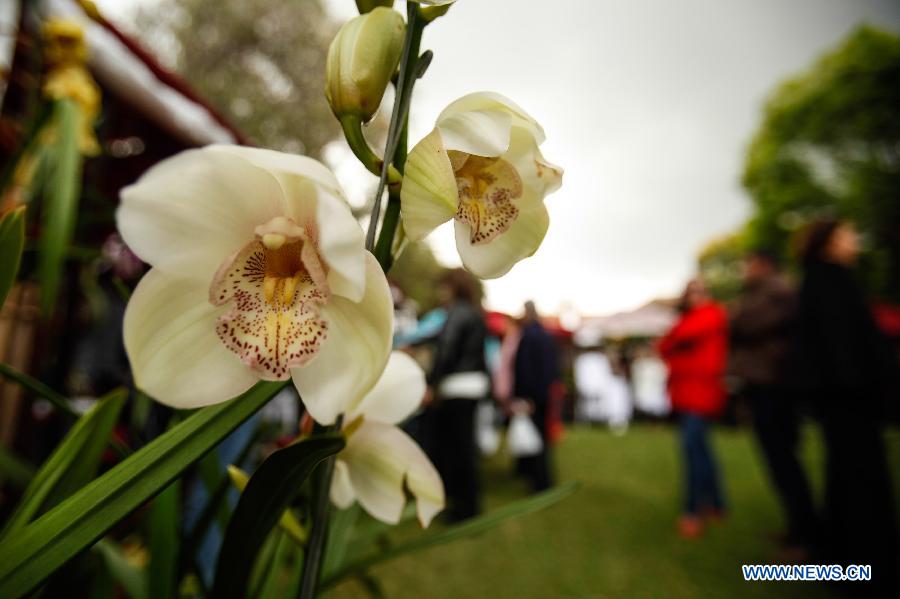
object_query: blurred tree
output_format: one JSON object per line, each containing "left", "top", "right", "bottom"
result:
{"left": 389, "top": 240, "right": 447, "bottom": 313}
{"left": 741, "top": 25, "right": 900, "bottom": 299}
{"left": 698, "top": 232, "right": 746, "bottom": 303}
{"left": 135, "top": 0, "right": 341, "bottom": 157}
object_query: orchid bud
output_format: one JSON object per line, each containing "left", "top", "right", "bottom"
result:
{"left": 355, "top": 0, "right": 393, "bottom": 13}
{"left": 325, "top": 7, "right": 405, "bottom": 124}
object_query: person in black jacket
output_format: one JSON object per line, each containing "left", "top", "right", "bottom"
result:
{"left": 730, "top": 250, "right": 817, "bottom": 555}
{"left": 425, "top": 269, "right": 488, "bottom": 521}
{"left": 513, "top": 300, "right": 559, "bottom": 492}
{"left": 799, "top": 219, "right": 898, "bottom": 596}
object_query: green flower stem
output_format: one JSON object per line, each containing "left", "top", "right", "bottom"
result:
{"left": 296, "top": 417, "right": 343, "bottom": 599}
{"left": 298, "top": 7, "right": 430, "bottom": 597}
{"left": 338, "top": 115, "right": 402, "bottom": 184}
{"left": 372, "top": 112, "right": 410, "bottom": 270}
{"left": 364, "top": 4, "right": 426, "bottom": 255}
{"left": 372, "top": 189, "right": 401, "bottom": 271}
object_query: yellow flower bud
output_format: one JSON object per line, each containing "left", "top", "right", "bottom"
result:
{"left": 325, "top": 7, "right": 405, "bottom": 123}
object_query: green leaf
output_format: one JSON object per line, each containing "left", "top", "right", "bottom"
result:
{"left": 0, "top": 445, "right": 35, "bottom": 489}
{"left": 38, "top": 99, "right": 83, "bottom": 316}
{"left": 0, "top": 389, "right": 126, "bottom": 539}
{"left": 0, "top": 102, "right": 53, "bottom": 200}
{"left": 0, "top": 361, "right": 79, "bottom": 420}
{"left": 226, "top": 465, "right": 308, "bottom": 546}
{"left": 320, "top": 481, "right": 581, "bottom": 590}
{"left": 0, "top": 206, "right": 26, "bottom": 310}
{"left": 211, "top": 435, "right": 345, "bottom": 599}
{"left": 147, "top": 480, "right": 180, "bottom": 599}
{"left": 45, "top": 389, "right": 128, "bottom": 509}
{"left": 250, "top": 531, "right": 292, "bottom": 599}
{"left": 0, "top": 380, "right": 286, "bottom": 599}
{"left": 94, "top": 538, "right": 148, "bottom": 599}
{"left": 321, "top": 505, "right": 361, "bottom": 580}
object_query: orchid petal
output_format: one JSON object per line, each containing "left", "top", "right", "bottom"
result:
{"left": 400, "top": 128, "right": 458, "bottom": 241}
{"left": 291, "top": 253, "right": 393, "bottom": 425}
{"left": 342, "top": 421, "right": 444, "bottom": 527}
{"left": 437, "top": 109, "right": 512, "bottom": 157}
{"left": 504, "top": 129, "right": 564, "bottom": 198}
{"left": 347, "top": 351, "right": 426, "bottom": 425}
{"left": 118, "top": 146, "right": 284, "bottom": 280}
{"left": 123, "top": 269, "right": 257, "bottom": 408}
{"left": 330, "top": 459, "right": 356, "bottom": 510}
{"left": 454, "top": 199, "right": 550, "bottom": 279}
{"left": 438, "top": 91, "right": 545, "bottom": 144}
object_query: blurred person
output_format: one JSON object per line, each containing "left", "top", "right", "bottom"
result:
{"left": 492, "top": 315, "right": 521, "bottom": 404}
{"left": 573, "top": 345, "right": 613, "bottom": 423}
{"left": 658, "top": 279, "right": 728, "bottom": 539}
{"left": 798, "top": 219, "right": 898, "bottom": 595}
{"left": 631, "top": 345, "right": 670, "bottom": 417}
{"left": 425, "top": 269, "right": 489, "bottom": 521}
{"left": 730, "top": 249, "right": 817, "bottom": 557}
{"left": 513, "top": 300, "right": 560, "bottom": 492}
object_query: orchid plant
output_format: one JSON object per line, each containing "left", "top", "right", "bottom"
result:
{"left": 0, "top": 1, "right": 568, "bottom": 598}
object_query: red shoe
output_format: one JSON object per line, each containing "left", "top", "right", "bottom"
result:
{"left": 677, "top": 515, "right": 704, "bottom": 539}
{"left": 703, "top": 507, "right": 727, "bottom": 524}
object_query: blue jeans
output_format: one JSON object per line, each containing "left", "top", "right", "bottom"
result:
{"left": 680, "top": 413, "right": 725, "bottom": 515}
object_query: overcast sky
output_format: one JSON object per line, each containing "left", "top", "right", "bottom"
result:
{"left": 100, "top": 0, "right": 900, "bottom": 316}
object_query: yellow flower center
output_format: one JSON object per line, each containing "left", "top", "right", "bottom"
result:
{"left": 210, "top": 218, "right": 329, "bottom": 380}
{"left": 450, "top": 152, "right": 523, "bottom": 245}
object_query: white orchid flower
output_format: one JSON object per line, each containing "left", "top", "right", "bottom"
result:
{"left": 331, "top": 352, "right": 444, "bottom": 527}
{"left": 401, "top": 92, "right": 562, "bottom": 279}
{"left": 118, "top": 145, "right": 392, "bottom": 423}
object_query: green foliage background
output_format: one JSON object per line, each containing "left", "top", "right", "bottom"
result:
{"left": 136, "top": 0, "right": 341, "bottom": 157}
{"left": 704, "top": 26, "right": 900, "bottom": 301}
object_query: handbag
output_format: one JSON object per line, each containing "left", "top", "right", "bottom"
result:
{"left": 507, "top": 411, "right": 543, "bottom": 457}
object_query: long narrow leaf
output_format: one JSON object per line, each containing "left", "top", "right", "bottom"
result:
{"left": 0, "top": 361, "right": 79, "bottom": 419}
{"left": 211, "top": 435, "right": 345, "bottom": 599}
{"left": 38, "top": 99, "right": 83, "bottom": 316}
{"left": 0, "top": 206, "right": 26, "bottom": 310}
{"left": 0, "top": 380, "right": 286, "bottom": 598}
{"left": 43, "top": 389, "right": 128, "bottom": 510}
{"left": 0, "top": 389, "right": 126, "bottom": 539}
{"left": 147, "top": 480, "right": 180, "bottom": 599}
{"left": 0, "top": 102, "right": 53, "bottom": 198}
{"left": 321, "top": 505, "right": 361, "bottom": 580}
{"left": 226, "top": 465, "right": 308, "bottom": 545}
{"left": 320, "top": 481, "right": 581, "bottom": 590}
{"left": 0, "top": 445, "right": 35, "bottom": 489}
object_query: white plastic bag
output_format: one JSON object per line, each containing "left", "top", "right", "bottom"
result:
{"left": 507, "top": 412, "right": 543, "bottom": 457}
{"left": 476, "top": 402, "right": 500, "bottom": 456}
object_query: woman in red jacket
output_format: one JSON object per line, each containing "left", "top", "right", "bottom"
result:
{"left": 658, "top": 279, "right": 728, "bottom": 538}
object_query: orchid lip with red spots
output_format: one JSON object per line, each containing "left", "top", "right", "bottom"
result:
{"left": 117, "top": 145, "right": 393, "bottom": 422}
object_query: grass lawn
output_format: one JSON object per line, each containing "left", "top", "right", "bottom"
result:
{"left": 329, "top": 423, "right": 900, "bottom": 599}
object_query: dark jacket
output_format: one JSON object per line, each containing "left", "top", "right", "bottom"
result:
{"left": 427, "top": 300, "right": 487, "bottom": 387}
{"left": 513, "top": 321, "right": 559, "bottom": 409}
{"left": 729, "top": 274, "right": 798, "bottom": 387}
{"left": 799, "top": 260, "right": 894, "bottom": 400}
{"left": 658, "top": 302, "right": 728, "bottom": 417}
